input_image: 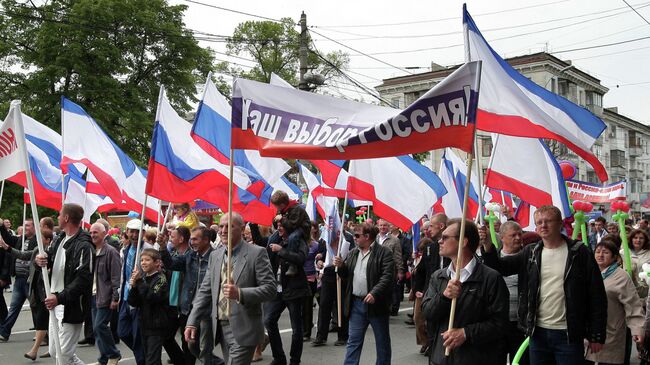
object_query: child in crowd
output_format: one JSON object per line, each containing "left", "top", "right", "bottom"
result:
{"left": 127, "top": 249, "right": 171, "bottom": 365}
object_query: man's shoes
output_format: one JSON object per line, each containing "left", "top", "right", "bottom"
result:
{"left": 407, "top": 313, "right": 413, "bottom": 319}
{"left": 334, "top": 339, "right": 346, "bottom": 346}
{"left": 268, "top": 359, "right": 287, "bottom": 365}
{"left": 419, "top": 345, "right": 429, "bottom": 354}
{"left": 404, "top": 319, "right": 415, "bottom": 325}
{"left": 107, "top": 356, "right": 121, "bottom": 365}
{"left": 311, "top": 338, "right": 326, "bottom": 346}
{"left": 302, "top": 335, "right": 311, "bottom": 342}
{"left": 424, "top": 346, "right": 431, "bottom": 357}
{"left": 0, "top": 334, "right": 8, "bottom": 342}
{"left": 78, "top": 338, "right": 95, "bottom": 346}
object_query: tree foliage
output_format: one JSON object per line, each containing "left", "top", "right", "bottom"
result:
{"left": 225, "top": 18, "right": 349, "bottom": 90}
{"left": 0, "top": 0, "right": 213, "bottom": 165}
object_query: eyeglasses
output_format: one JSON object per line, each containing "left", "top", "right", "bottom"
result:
{"left": 441, "top": 235, "right": 459, "bottom": 241}
{"left": 354, "top": 233, "right": 366, "bottom": 238}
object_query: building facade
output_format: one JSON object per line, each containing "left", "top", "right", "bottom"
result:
{"left": 376, "top": 52, "right": 650, "bottom": 218}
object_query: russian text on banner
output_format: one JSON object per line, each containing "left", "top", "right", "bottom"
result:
{"left": 232, "top": 62, "right": 481, "bottom": 159}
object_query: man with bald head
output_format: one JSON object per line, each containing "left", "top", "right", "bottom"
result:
{"left": 90, "top": 222, "right": 123, "bottom": 365}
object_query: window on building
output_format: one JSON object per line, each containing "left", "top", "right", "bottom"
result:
{"left": 610, "top": 149, "right": 626, "bottom": 168}
{"left": 629, "top": 131, "right": 641, "bottom": 148}
{"left": 481, "top": 137, "right": 493, "bottom": 157}
{"left": 404, "top": 90, "right": 425, "bottom": 105}
{"left": 391, "top": 98, "right": 400, "bottom": 109}
{"left": 586, "top": 91, "right": 603, "bottom": 107}
{"left": 587, "top": 171, "right": 598, "bottom": 184}
{"left": 609, "top": 125, "right": 617, "bottom": 139}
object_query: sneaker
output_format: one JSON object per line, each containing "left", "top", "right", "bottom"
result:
{"left": 107, "top": 356, "right": 121, "bottom": 365}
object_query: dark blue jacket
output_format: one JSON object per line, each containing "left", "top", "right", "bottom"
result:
{"left": 161, "top": 246, "right": 213, "bottom": 315}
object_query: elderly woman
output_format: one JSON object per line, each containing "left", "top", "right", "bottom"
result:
{"left": 586, "top": 239, "right": 645, "bottom": 365}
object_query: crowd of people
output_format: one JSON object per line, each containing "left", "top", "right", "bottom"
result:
{"left": 1, "top": 194, "right": 650, "bottom": 365}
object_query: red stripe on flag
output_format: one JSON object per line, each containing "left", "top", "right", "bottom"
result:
{"left": 485, "top": 169, "right": 553, "bottom": 209}
{"left": 476, "top": 110, "right": 608, "bottom": 182}
{"left": 347, "top": 176, "right": 413, "bottom": 231}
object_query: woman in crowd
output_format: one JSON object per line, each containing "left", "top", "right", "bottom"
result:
{"left": 586, "top": 238, "right": 645, "bottom": 365}
{"left": 409, "top": 237, "right": 432, "bottom": 355}
{"left": 170, "top": 203, "right": 199, "bottom": 230}
{"left": 302, "top": 221, "right": 326, "bottom": 342}
{"left": 0, "top": 228, "right": 54, "bottom": 360}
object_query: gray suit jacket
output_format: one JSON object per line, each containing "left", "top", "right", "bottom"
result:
{"left": 377, "top": 235, "right": 404, "bottom": 275}
{"left": 187, "top": 239, "right": 276, "bottom": 347}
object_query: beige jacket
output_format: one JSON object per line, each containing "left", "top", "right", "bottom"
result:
{"left": 586, "top": 268, "right": 645, "bottom": 364}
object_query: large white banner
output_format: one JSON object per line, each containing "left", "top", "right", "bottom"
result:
{"left": 566, "top": 179, "right": 626, "bottom": 203}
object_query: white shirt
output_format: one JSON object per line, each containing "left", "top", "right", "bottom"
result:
{"left": 51, "top": 235, "right": 71, "bottom": 294}
{"left": 446, "top": 257, "right": 477, "bottom": 283}
{"left": 352, "top": 248, "right": 372, "bottom": 297}
{"left": 378, "top": 233, "right": 390, "bottom": 245}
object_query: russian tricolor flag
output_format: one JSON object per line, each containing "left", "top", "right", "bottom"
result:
{"left": 484, "top": 134, "right": 571, "bottom": 219}
{"left": 347, "top": 155, "right": 447, "bottom": 231}
{"left": 191, "top": 76, "right": 290, "bottom": 200}
{"left": 146, "top": 88, "right": 275, "bottom": 224}
{"left": 464, "top": 5, "right": 608, "bottom": 182}
{"left": 437, "top": 148, "right": 483, "bottom": 219}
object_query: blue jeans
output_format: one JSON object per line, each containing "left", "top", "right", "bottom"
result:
{"left": 343, "top": 298, "right": 391, "bottom": 365}
{"left": 264, "top": 294, "right": 303, "bottom": 364}
{"left": 118, "top": 302, "right": 144, "bottom": 365}
{"left": 92, "top": 297, "right": 121, "bottom": 364}
{"left": 529, "top": 327, "right": 584, "bottom": 365}
{"left": 0, "top": 276, "right": 29, "bottom": 338}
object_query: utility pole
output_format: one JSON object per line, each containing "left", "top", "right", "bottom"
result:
{"left": 299, "top": 11, "right": 309, "bottom": 91}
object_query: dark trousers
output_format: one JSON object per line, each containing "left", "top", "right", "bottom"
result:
{"left": 143, "top": 334, "right": 164, "bottom": 365}
{"left": 529, "top": 327, "right": 583, "bottom": 365}
{"left": 316, "top": 271, "right": 348, "bottom": 342}
{"left": 178, "top": 314, "right": 197, "bottom": 365}
{"left": 162, "top": 307, "right": 184, "bottom": 365}
{"left": 110, "top": 308, "right": 119, "bottom": 343}
{"left": 118, "top": 303, "right": 144, "bottom": 365}
{"left": 0, "top": 276, "right": 29, "bottom": 338}
{"left": 391, "top": 279, "right": 403, "bottom": 314}
{"left": 302, "top": 280, "right": 317, "bottom": 338}
{"left": 82, "top": 293, "right": 94, "bottom": 340}
{"left": 505, "top": 321, "right": 528, "bottom": 365}
{"left": 0, "top": 281, "right": 8, "bottom": 322}
{"left": 264, "top": 293, "right": 303, "bottom": 364}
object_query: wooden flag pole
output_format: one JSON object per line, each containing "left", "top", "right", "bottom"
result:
{"left": 226, "top": 147, "right": 234, "bottom": 316}
{"left": 13, "top": 101, "right": 64, "bottom": 365}
{"left": 134, "top": 194, "right": 149, "bottom": 268}
{"left": 336, "top": 192, "right": 348, "bottom": 326}
{"left": 445, "top": 152, "right": 475, "bottom": 357}
{"left": 0, "top": 180, "right": 5, "bottom": 209}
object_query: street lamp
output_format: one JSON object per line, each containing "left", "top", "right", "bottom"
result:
{"left": 543, "top": 64, "right": 575, "bottom": 90}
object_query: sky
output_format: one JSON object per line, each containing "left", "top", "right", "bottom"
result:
{"left": 172, "top": 0, "right": 650, "bottom": 124}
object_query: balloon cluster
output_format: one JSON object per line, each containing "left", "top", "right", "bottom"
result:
{"left": 571, "top": 201, "right": 593, "bottom": 245}
{"left": 355, "top": 206, "right": 368, "bottom": 223}
{"left": 484, "top": 202, "right": 501, "bottom": 250}
{"left": 612, "top": 200, "right": 632, "bottom": 275}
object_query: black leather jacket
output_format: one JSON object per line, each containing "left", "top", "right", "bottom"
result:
{"left": 481, "top": 236, "right": 607, "bottom": 344}
{"left": 338, "top": 243, "right": 395, "bottom": 318}
{"left": 47, "top": 228, "right": 94, "bottom": 324}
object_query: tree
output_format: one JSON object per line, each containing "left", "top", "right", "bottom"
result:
{"left": 0, "top": 0, "right": 213, "bottom": 165}
{"left": 225, "top": 18, "right": 349, "bottom": 89}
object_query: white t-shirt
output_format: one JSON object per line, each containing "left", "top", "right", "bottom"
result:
{"left": 51, "top": 235, "right": 71, "bottom": 294}
{"left": 537, "top": 244, "right": 568, "bottom": 329}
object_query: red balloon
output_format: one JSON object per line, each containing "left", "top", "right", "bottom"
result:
{"left": 621, "top": 202, "right": 630, "bottom": 212}
{"left": 360, "top": 207, "right": 367, "bottom": 211}
{"left": 611, "top": 201, "right": 622, "bottom": 211}
{"left": 584, "top": 202, "right": 593, "bottom": 213}
{"left": 356, "top": 211, "right": 363, "bottom": 215}
{"left": 559, "top": 160, "right": 577, "bottom": 180}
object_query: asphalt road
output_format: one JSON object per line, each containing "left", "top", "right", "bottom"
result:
{"left": 0, "top": 290, "right": 428, "bottom": 365}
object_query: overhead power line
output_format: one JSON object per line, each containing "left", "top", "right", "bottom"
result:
{"left": 622, "top": 0, "right": 650, "bottom": 26}
{"left": 315, "top": 0, "right": 570, "bottom": 28}
{"left": 179, "top": 0, "right": 286, "bottom": 23}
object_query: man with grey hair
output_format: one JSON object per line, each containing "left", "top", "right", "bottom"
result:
{"left": 497, "top": 221, "right": 527, "bottom": 365}
{"left": 96, "top": 218, "right": 120, "bottom": 250}
{"left": 89, "top": 222, "right": 122, "bottom": 365}
{"left": 185, "top": 212, "right": 276, "bottom": 365}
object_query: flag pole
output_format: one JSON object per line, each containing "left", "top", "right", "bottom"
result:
{"left": 445, "top": 57, "right": 483, "bottom": 356}
{"left": 60, "top": 96, "right": 67, "bottom": 207}
{"left": 161, "top": 203, "right": 174, "bottom": 235}
{"left": 134, "top": 194, "right": 149, "bottom": 267}
{"left": 12, "top": 101, "right": 64, "bottom": 365}
{"left": 226, "top": 147, "right": 234, "bottom": 316}
{"left": 156, "top": 202, "right": 163, "bottom": 233}
{"left": 479, "top": 134, "right": 501, "bottom": 217}
{"left": 0, "top": 180, "right": 5, "bottom": 209}
{"left": 21, "top": 202, "right": 26, "bottom": 247}
{"left": 336, "top": 192, "right": 348, "bottom": 326}
{"left": 473, "top": 139, "right": 486, "bottom": 226}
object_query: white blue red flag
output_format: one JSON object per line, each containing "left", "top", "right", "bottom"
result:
{"left": 191, "top": 76, "right": 290, "bottom": 197}
{"left": 464, "top": 5, "right": 608, "bottom": 181}
{"left": 347, "top": 156, "right": 447, "bottom": 231}
{"left": 232, "top": 62, "right": 481, "bottom": 159}
{"left": 299, "top": 163, "right": 338, "bottom": 221}
{"left": 272, "top": 176, "right": 303, "bottom": 201}
{"left": 514, "top": 200, "right": 536, "bottom": 232}
{"left": 146, "top": 88, "right": 275, "bottom": 224}
{"left": 437, "top": 148, "right": 484, "bottom": 219}
{"left": 484, "top": 134, "right": 571, "bottom": 218}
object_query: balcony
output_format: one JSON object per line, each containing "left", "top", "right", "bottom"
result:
{"left": 609, "top": 166, "right": 626, "bottom": 177}
{"left": 629, "top": 169, "right": 643, "bottom": 179}
{"left": 629, "top": 146, "right": 643, "bottom": 157}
